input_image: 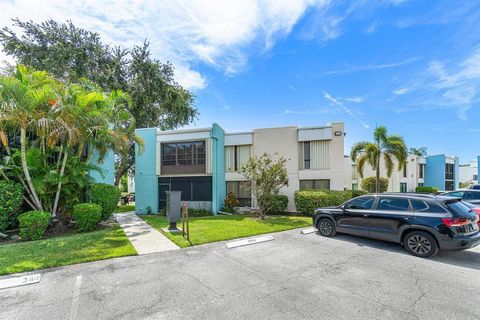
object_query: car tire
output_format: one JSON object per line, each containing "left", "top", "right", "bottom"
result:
{"left": 317, "top": 218, "right": 336, "bottom": 237}
{"left": 404, "top": 231, "right": 438, "bottom": 258}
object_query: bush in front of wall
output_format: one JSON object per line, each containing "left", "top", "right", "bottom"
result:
{"left": 0, "top": 180, "right": 24, "bottom": 232}
{"left": 73, "top": 203, "right": 101, "bottom": 232}
{"left": 415, "top": 186, "right": 439, "bottom": 194}
{"left": 224, "top": 191, "right": 240, "bottom": 209}
{"left": 294, "top": 190, "right": 358, "bottom": 216}
{"left": 360, "top": 177, "right": 389, "bottom": 193}
{"left": 90, "top": 183, "right": 121, "bottom": 220}
{"left": 259, "top": 194, "right": 289, "bottom": 215}
{"left": 18, "top": 211, "right": 51, "bottom": 240}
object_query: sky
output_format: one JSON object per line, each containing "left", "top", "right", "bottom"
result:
{"left": 1, "top": 0, "right": 480, "bottom": 163}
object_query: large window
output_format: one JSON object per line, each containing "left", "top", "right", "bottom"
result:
{"left": 303, "top": 141, "right": 311, "bottom": 169}
{"left": 400, "top": 182, "right": 407, "bottom": 193}
{"left": 377, "top": 197, "right": 410, "bottom": 211}
{"left": 345, "top": 196, "right": 375, "bottom": 210}
{"left": 300, "top": 179, "right": 330, "bottom": 190}
{"left": 161, "top": 141, "right": 206, "bottom": 174}
{"left": 445, "top": 180, "right": 454, "bottom": 191}
{"left": 158, "top": 176, "right": 212, "bottom": 209}
{"left": 445, "top": 163, "right": 454, "bottom": 180}
{"left": 225, "top": 145, "right": 251, "bottom": 172}
{"left": 226, "top": 181, "right": 251, "bottom": 207}
{"left": 419, "top": 164, "right": 425, "bottom": 179}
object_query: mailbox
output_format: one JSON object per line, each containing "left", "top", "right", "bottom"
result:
{"left": 165, "top": 191, "right": 182, "bottom": 231}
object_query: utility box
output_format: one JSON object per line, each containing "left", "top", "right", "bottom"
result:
{"left": 165, "top": 191, "right": 182, "bottom": 231}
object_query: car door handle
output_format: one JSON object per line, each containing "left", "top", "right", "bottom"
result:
{"left": 363, "top": 214, "right": 369, "bottom": 217}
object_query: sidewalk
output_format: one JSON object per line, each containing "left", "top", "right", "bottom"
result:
{"left": 115, "top": 212, "right": 179, "bottom": 255}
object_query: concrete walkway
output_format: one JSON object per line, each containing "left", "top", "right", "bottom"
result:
{"left": 115, "top": 212, "right": 179, "bottom": 255}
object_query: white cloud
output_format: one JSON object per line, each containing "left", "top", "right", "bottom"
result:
{"left": 343, "top": 96, "right": 366, "bottom": 103}
{"left": 319, "top": 57, "right": 418, "bottom": 76}
{"left": 0, "top": 0, "right": 331, "bottom": 90}
{"left": 322, "top": 91, "right": 370, "bottom": 128}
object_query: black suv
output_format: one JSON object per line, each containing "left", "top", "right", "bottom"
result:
{"left": 312, "top": 193, "right": 480, "bottom": 258}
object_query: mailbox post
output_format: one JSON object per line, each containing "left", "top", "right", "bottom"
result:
{"left": 165, "top": 191, "right": 182, "bottom": 231}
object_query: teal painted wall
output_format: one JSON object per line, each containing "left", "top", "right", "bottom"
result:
{"left": 425, "top": 155, "right": 446, "bottom": 190}
{"left": 211, "top": 123, "right": 226, "bottom": 214}
{"left": 90, "top": 149, "right": 115, "bottom": 185}
{"left": 135, "top": 128, "right": 158, "bottom": 214}
{"left": 478, "top": 156, "right": 480, "bottom": 183}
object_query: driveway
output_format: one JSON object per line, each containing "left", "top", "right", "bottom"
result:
{"left": 1, "top": 228, "right": 479, "bottom": 320}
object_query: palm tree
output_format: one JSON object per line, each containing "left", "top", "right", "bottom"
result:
{"left": 351, "top": 126, "right": 408, "bottom": 193}
{"left": 409, "top": 147, "right": 427, "bottom": 157}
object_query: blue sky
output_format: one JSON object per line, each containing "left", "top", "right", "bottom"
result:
{"left": 1, "top": 0, "right": 480, "bottom": 162}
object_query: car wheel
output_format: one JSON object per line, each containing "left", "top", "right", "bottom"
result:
{"left": 404, "top": 231, "right": 438, "bottom": 258}
{"left": 317, "top": 218, "right": 336, "bottom": 237}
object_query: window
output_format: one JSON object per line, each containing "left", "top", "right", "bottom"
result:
{"left": 225, "top": 145, "right": 251, "bottom": 172}
{"left": 303, "top": 141, "right": 310, "bottom": 170}
{"left": 299, "top": 179, "right": 330, "bottom": 190}
{"left": 158, "top": 176, "right": 212, "bottom": 209}
{"left": 345, "top": 196, "right": 375, "bottom": 210}
{"left": 464, "top": 192, "right": 480, "bottom": 200}
{"left": 445, "top": 180, "right": 454, "bottom": 191}
{"left": 446, "top": 191, "right": 464, "bottom": 198}
{"left": 400, "top": 183, "right": 407, "bottom": 193}
{"left": 352, "top": 183, "right": 358, "bottom": 191}
{"left": 226, "top": 181, "right": 251, "bottom": 207}
{"left": 419, "top": 164, "right": 425, "bottom": 179}
{"left": 377, "top": 197, "right": 410, "bottom": 211}
{"left": 161, "top": 141, "right": 206, "bottom": 174}
{"left": 411, "top": 200, "right": 447, "bottom": 213}
{"left": 403, "top": 165, "right": 407, "bottom": 178}
{"left": 446, "top": 201, "right": 472, "bottom": 217}
{"left": 418, "top": 183, "right": 424, "bottom": 187}
{"left": 445, "top": 163, "right": 454, "bottom": 180}
{"left": 474, "top": 174, "right": 478, "bottom": 181}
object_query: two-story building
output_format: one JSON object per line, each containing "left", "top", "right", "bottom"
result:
{"left": 424, "top": 154, "right": 459, "bottom": 191}
{"left": 134, "top": 122, "right": 345, "bottom": 214}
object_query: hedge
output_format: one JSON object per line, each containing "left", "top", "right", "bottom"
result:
{"left": 415, "top": 186, "right": 439, "bottom": 193}
{"left": 73, "top": 203, "right": 102, "bottom": 232}
{"left": 294, "top": 190, "right": 366, "bottom": 216}
{"left": 90, "top": 183, "right": 121, "bottom": 220}
{"left": 0, "top": 180, "right": 24, "bottom": 232}
{"left": 360, "top": 177, "right": 389, "bottom": 193}
{"left": 260, "top": 194, "right": 289, "bottom": 215}
{"left": 18, "top": 211, "right": 51, "bottom": 240}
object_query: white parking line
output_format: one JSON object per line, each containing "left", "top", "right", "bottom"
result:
{"left": 0, "top": 274, "right": 41, "bottom": 290}
{"left": 68, "top": 275, "right": 83, "bottom": 320}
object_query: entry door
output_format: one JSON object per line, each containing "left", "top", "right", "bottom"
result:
{"left": 336, "top": 196, "right": 375, "bottom": 237}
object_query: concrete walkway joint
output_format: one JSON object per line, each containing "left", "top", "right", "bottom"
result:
{"left": 115, "top": 212, "right": 179, "bottom": 255}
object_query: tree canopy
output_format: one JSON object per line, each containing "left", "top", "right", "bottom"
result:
{"left": 0, "top": 19, "right": 198, "bottom": 184}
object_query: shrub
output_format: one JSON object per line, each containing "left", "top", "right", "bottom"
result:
{"left": 259, "top": 194, "right": 289, "bottom": 215}
{"left": 90, "top": 183, "right": 121, "bottom": 220}
{"left": 18, "top": 211, "right": 51, "bottom": 240}
{"left": 224, "top": 191, "right": 240, "bottom": 209}
{"left": 0, "top": 180, "right": 24, "bottom": 232}
{"left": 73, "top": 203, "right": 101, "bottom": 232}
{"left": 186, "top": 208, "right": 214, "bottom": 217}
{"left": 360, "top": 177, "right": 389, "bottom": 193}
{"left": 415, "top": 186, "right": 439, "bottom": 194}
{"left": 294, "top": 190, "right": 357, "bottom": 216}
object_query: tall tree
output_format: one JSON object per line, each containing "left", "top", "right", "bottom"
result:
{"left": 350, "top": 126, "right": 408, "bottom": 193}
{"left": 0, "top": 19, "right": 198, "bottom": 184}
{"left": 409, "top": 147, "right": 427, "bottom": 157}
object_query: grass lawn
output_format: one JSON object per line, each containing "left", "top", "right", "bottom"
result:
{"left": 142, "top": 214, "right": 311, "bottom": 248}
{"left": 0, "top": 224, "right": 136, "bottom": 276}
{"left": 115, "top": 204, "right": 135, "bottom": 213}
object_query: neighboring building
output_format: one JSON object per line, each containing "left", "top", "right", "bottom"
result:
{"left": 459, "top": 159, "right": 478, "bottom": 186}
{"left": 424, "top": 154, "right": 459, "bottom": 191}
{"left": 345, "top": 154, "right": 426, "bottom": 192}
{"left": 89, "top": 149, "right": 116, "bottom": 185}
{"left": 134, "top": 122, "right": 345, "bottom": 214}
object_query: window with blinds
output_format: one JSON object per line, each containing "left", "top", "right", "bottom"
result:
{"left": 299, "top": 140, "right": 330, "bottom": 170}
{"left": 225, "top": 145, "right": 251, "bottom": 172}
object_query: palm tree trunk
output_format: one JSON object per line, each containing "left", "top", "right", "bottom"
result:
{"left": 52, "top": 148, "right": 68, "bottom": 218}
{"left": 376, "top": 153, "right": 380, "bottom": 193}
{"left": 20, "top": 128, "right": 43, "bottom": 211}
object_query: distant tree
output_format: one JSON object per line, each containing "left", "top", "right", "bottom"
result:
{"left": 0, "top": 19, "right": 198, "bottom": 185}
{"left": 409, "top": 147, "right": 428, "bottom": 157}
{"left": 361, "top": 177, "right": 389, "bottom": 193}
{"left": 241, "top": 153, "right": 288, "bottom": 219}
{"left": 351, "top": 126, "right": 408, "bottom": 193}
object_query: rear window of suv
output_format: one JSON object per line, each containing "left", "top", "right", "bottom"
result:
{"left": 446, "top": 200, "right": 475, "bottom": 218}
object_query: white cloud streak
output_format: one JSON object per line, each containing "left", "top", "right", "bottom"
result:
{"left": 322, "top": 90, "right": 370, "bottom": 128}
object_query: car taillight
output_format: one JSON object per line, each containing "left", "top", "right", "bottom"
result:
{"left": 441, "top": 218, "right": 471, "bottom": 227}
{"left": 473, "top": 208, "right": 480, "bottom": 225}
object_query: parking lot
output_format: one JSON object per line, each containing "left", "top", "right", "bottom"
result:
{"left": 1, "top": 228, "right": 479, "bottom": 320}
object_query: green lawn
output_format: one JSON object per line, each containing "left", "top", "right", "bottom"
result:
{"left": 142, "top": 214, "right": 311, "bottom": 248}
{"left": 115, "top": 204, "right": 135, "bottom": 213}
{"left": 0, "top": 224, "right": 137, "bottom": 276}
